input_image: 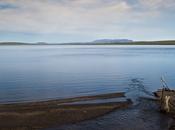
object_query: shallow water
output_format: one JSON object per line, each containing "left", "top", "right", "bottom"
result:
{"left": 0, "top": 45, "right": 175, "bottom": 103}
{"left": 50, "top": 99, "right": 172, "bottom": 130}
{"left": 44, "top": 78, "right": 173, "bottom": 130}
{"left": 47, "top": 79, "right": 172, "bottom": 130}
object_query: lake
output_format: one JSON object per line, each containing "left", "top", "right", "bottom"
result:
{"left": 0, "top": 45, "right": 175, "bottom": 104}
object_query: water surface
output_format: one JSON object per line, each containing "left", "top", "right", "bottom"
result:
{"left": 0, "top": 45, "right": 175, "bottom": 103}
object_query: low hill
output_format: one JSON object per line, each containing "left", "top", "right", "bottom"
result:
{"left": 92, "top": 39, "right": 133, "bottom": 43}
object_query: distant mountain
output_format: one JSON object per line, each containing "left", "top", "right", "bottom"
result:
{"left": 92, "top": 39, "right": 133, "bottom": 43}
{"left": 36, "top": 42, "right": 48, "bottom": 45}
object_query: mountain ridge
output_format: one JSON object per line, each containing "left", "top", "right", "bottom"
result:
{"left": 92, "top": 39, "right": 133, "bottom": 43}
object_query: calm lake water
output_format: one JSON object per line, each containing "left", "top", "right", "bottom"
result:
{"left": 0, "top": 45, "right": 175, "bottom": 103}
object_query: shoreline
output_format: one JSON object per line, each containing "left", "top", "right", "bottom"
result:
{"left": 1, "top": 44, "right": 175, "bottom": 46}
{"left": 1, "top": 40, "right": 175, "bottom": 46}
{"left": 0, "top": 92, "right": 132, "bottom": 130}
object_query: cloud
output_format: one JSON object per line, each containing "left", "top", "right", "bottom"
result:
{"left": 138, "top": 0, "right": 175, "bottom": 10}
{"left": 0, "top": 0, "right": 131, "bottom": 33}
{"left": 0, "top": 2, "right": 17, "bottom": 10}
{"left": 0, "top": 0, "right": 175, "bottom": 42}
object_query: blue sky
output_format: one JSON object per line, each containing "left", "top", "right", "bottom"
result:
{"left": 0, "top": 0, "right": 175, "bottom": 43}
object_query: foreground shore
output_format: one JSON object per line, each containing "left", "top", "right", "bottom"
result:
{"left": 0, "top": 92, "right": 132, "bottom": 130}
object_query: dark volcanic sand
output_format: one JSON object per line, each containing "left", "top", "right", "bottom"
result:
{"left": 0, "top": 90, "right": 174, "bottom": 130}
{"left": 0, "top": 92, "right": 132, "bottom": 130}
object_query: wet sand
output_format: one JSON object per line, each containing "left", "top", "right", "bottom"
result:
{"left": 1, "top": 90, "right": 174, "bottom": 130}
{"left": 0, "top": 92, "right": 132, "bottom": 130}
{"left": 51, "top": 97, "right": 175, "bottom": 130}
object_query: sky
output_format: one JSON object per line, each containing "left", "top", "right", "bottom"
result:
{"left": 0, "top": 0, "right": 175, "bottom": 43}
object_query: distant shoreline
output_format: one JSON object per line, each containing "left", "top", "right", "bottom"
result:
{"left": 1, "top": 40, "right": 175, "bottom": 45}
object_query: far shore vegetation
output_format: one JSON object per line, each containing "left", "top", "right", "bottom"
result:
{"left": 1, "top": 40, "right": 175, "bottom": 45}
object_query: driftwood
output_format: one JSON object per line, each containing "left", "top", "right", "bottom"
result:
{"left": 154, "top": 89, "right": 175, "bottom": 114}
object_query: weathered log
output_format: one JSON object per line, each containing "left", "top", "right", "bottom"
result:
{"left": 154, "top": 89, "right": 175, "bottom": 114}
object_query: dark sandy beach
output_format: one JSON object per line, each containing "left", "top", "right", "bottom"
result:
{"left": 1, "top": 91, "right": 175, "bottom": 130}
{"left": 0, "top": 92, "right": 132, "bottom": 130}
